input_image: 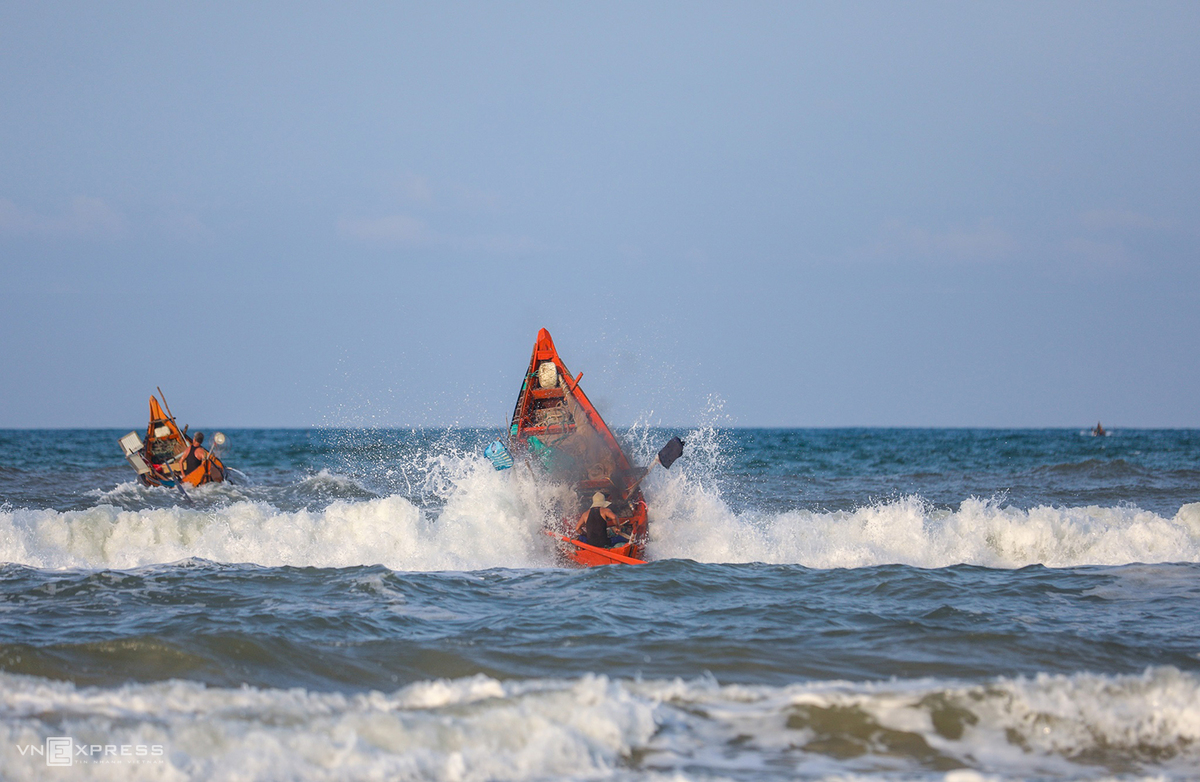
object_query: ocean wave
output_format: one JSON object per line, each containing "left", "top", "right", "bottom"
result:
{"left": 646, "top": 456, "right": 1200, "bottom": 567}
{"left": 1, "top": 495, "right": 1198, "bottom": 572}
{"left": 86, "top": 468, "right": 378, "bottom": 508}
{"left": 3, "top": 443, "right": 1199, "bottom": 570}
{"left": 296, "top": 468, "right": 372, "bottom": 494}
{"left": 1, "top": 668, "right": 1196, "bottom": 780}
{"left": 0, "top": 457, "right": 566, "bottom": 570}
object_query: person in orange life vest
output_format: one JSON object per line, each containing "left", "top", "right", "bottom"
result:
{"left": 574, "top": 492, "right": 620, "bottom": 547}
{"left": 180, "top": 431, "right": 210, "bottom": 474}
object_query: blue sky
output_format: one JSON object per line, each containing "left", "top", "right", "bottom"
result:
{"left": 2, "top": 2, "right": 1197, "bottom": 428}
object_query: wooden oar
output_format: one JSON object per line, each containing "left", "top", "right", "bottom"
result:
{"left": 545, "top": 530, "right": 647, "bottom": 565}
{"left": 156, "top": 387, "right": 177, "bottom": 421}
{"left": 162, "top": 462, "right": 192, "bottom": 504}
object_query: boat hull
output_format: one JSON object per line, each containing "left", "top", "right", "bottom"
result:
{"left": 139, "top": 457, "right": 226, "bottom": 488}
{"left": 133, "top": 395, "right": 227, "bottom": 488}
{"left": 511, "top": 329, "right": 649, "bottom": 566}
{"left": 545, "top": 531, "right": 647, "bottom": 566}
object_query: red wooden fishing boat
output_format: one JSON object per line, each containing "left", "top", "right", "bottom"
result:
{"left": 509, "top": 329, "right": 650, "bottom": 566}
{"left": 118, "top": 391, "right": 227, "bottom": 489}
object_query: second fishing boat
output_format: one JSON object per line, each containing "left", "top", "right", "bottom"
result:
{"left": 118, "top": 389, "right": 228, "bottom": 492}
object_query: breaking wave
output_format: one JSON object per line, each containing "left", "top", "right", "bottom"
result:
{"left": 648, "top": 490, "right": 1200, "bottom": 569}
{"left": 2, "top": 667, "right": 1197, "bottom": 780}
{"left": 2, "top": 495, "right": 1197, "bottom": 572}
{"left": 2, "top": 430, "right": 1198, "bottom": 570}
{"left": 0, "top": 455, "right": 566, "bottom": 570}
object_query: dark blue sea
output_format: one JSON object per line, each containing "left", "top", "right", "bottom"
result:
{"left": 1, "top": 427, "right": 1199, "bottom": 780}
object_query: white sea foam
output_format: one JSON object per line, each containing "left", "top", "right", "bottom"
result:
{"left": 3, "top": 440, "right": 1198, "bottom": 570}
{"left": 628, "top": 422, "right": 1200, "bottom": 568}
{"left": 646, "top": 469, "right": 1200, "bottom": 568}
{"left": 85, "top": 480, "right": 154, "bottom": 503}
{"left": 297, "top": 468, "right": 371, "bottom": 493}
{"left": 2, "top": 491, "right": 1198, "bottom": 573}
{"left": 86, "top": 477, "right": 265, "bottom": 512}
{"left": 0, "top": 456, "right": 565, "bottom": 571}
{"left": 1, "top": 668, "right": 1196, "bottom": 781}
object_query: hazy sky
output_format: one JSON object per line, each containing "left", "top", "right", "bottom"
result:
{"left": 2, "top": 2, "right": 1198, "bottom": 428}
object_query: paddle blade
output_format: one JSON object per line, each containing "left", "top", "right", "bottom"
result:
{"left": 657, "top": 437, "right": 685, "bottom": 469}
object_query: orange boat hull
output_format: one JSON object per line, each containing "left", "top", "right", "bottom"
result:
{"left": 545, "top": 531, "right": 646, "bottom": 566}
{"left": 137, "top": 395, "right": 226, "bottom": 488}
{"left": 511, "top": 329, "right": 649, "bottom": 566}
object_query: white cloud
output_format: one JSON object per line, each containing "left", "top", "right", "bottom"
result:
{"left": 867, "top": 218, "right": 1018, "bottom": 262}
{"left": 340, "top": 173, "right": 529, "bottom": 253}
{"left": 401, "top": 174, "right": 435, "bottom": 204}
{"left": 158, "top": 212, "right": 215, "bottom": 242}
{"left": 1079, "top": 208, "right": 1173, "bottom": 232}
{"left": 336, "top": 212, "right": 541, "bottom": 254}
{"left": 1061, "top": 237, "right": 1130, "bottom": 269}
{"left": 337, "top": 213, "right": 431, "bottom": 246}
{"left": 0, "top": 196, "right": 125, "bottom": 239}
{"left": 387, "top": 172, "right": 499, "bottom": 213}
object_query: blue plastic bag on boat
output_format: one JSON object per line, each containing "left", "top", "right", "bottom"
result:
{"left": 484, "top": 440, "right": 514, "bottom": 470}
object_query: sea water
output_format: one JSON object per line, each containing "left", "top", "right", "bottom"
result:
{"left": 0, "top": 427, "right": 1198, "bottom": 780}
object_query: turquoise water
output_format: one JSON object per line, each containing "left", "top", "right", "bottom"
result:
{"left": 1, "top": 427, "right": 1199, "bottom": 779}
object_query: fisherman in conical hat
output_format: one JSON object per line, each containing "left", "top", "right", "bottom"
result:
{"left": 574, "top": 491, "right": 620, "bottom": 548}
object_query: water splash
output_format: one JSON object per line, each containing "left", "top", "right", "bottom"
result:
{"left": 2, "top": 667, "right": 1196, "bottom": 780}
